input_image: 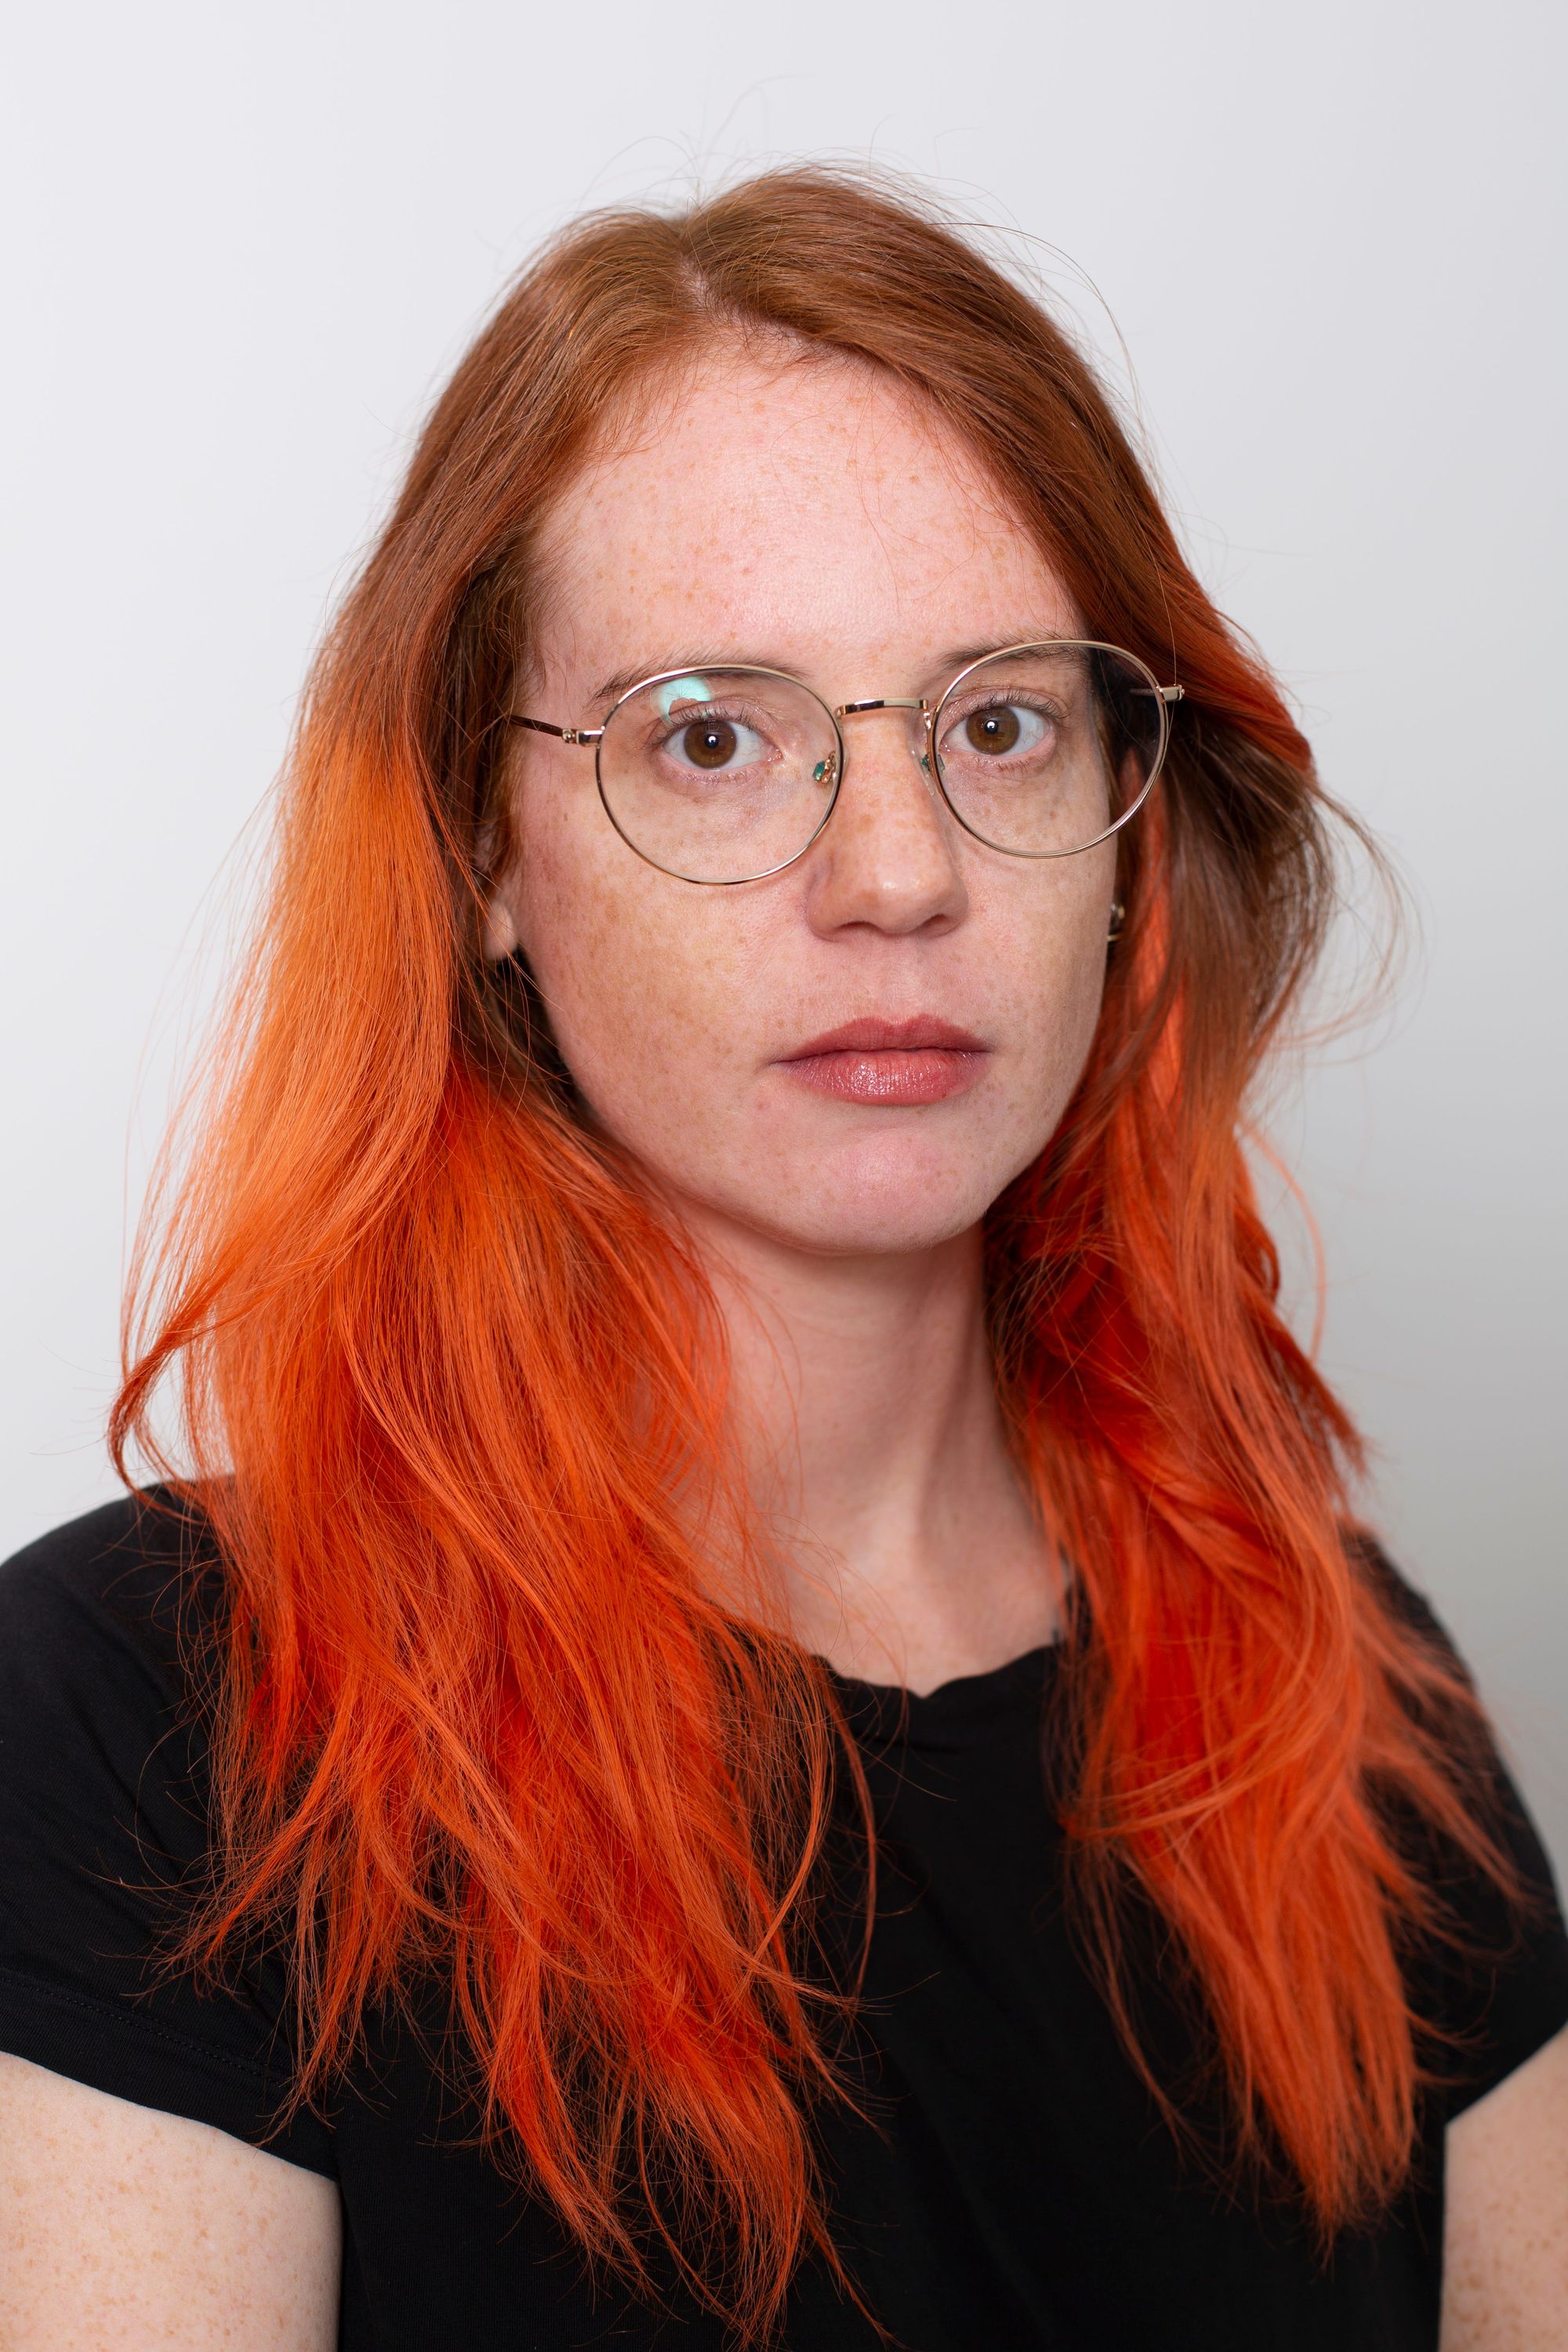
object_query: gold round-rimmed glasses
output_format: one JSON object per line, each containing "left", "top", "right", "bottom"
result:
{"left": 505, "top": 640, "right": 1183, "bottom": 887}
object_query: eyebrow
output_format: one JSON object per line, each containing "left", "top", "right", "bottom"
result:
{"left": 588, "top": 652, "right": 795, "bottom": 706}
{"left": 927, "top": 641, "right": 1059, "bottom": 680}
{"left": 588, "top": 635, "right": 1072, "bottom": 709}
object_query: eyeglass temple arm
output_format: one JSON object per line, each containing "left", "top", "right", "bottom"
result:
{"left": 505, "top": 715, "right": 605, "bottom": 747}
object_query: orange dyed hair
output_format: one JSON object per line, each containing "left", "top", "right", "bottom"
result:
{"left": 114, "top": 168, "right": 1512, "bottom": 2336}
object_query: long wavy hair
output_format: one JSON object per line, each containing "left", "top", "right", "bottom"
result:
{"left": 114, "top": 167, "right": 1512, "bottom": 2337}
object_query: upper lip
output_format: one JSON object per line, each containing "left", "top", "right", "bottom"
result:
{"left": 781, "top": 1015, "right": 988, "bottom": 1059}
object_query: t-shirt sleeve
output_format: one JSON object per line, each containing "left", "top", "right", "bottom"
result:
{"left": 1433, "top": 1761, "right": 1568, "bottom": 2119}
{"left": 0, "top": 1493, "right": 336, "bottom": 2175}
{"left": 1356, "top": 1537, "right": 1568, "bottom": 2123}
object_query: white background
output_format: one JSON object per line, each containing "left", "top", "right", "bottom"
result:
{"left": 3, "top": 2, "right": 1563, "bottom": 1857}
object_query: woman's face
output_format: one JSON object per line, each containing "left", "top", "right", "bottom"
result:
{"left": 488, "top": 352, "right": 1116, "bottom": 1259}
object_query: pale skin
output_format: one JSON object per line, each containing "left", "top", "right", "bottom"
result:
{"left": 2, "top": 348, "right": 1563, "bottom": 2347}
{"left": 495, "top": 350, "right": 1098, "bottom": 1690}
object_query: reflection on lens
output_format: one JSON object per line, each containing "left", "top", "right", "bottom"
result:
{"left": 597, "top": 667, "right": 841, "bottom": 884}
{"left": 932, "top": 641, "right": 1167, "bottom": 857}
{"left": 654, "top": 674, "right": 716, "bottom": 716}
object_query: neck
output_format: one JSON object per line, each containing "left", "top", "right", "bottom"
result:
{"left": 681, "top": 1203, "right": 1062, "bottom": 1693}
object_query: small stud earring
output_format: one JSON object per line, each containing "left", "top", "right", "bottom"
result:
{"left": 1107, "top": 898, "right": 1127, "bottom": 943}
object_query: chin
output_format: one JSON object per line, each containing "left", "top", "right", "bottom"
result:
{"left": 731, "top": 1141, "right": 1018, "bottom": 1259}
{"left": 786, "top": 1206, "right": 988, "bottom": 1258}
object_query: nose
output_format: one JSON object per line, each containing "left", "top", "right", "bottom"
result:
{"left": 803, "top": 706, "right": 968, "bottom": 938}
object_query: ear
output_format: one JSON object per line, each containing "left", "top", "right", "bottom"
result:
{"left": 481, "top": 880, "right": 521, "bottom": 962}
{"left": 477, "top": 787, "right": 522, "bottom": 961}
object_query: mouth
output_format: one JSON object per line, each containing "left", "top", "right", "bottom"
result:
{"left": 775, "top": 1015, "right": 990, "bottom": 1107}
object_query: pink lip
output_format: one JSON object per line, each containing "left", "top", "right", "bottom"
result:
{"left": 776, "top": 1016, "right": 989, "bottom": 1106}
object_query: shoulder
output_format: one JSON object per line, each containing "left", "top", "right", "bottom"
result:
{"left": 0, "top": 1486, "right": 223, "bottom": 1712}
{"left": 0, "top": 1486, "right": 228, "bottom": 1936}
{"left": 1346, "top": 1527, "right": 1467, "bottom": 1657}
{"left": 1346, "top": 1531, "right": 1568, "bottom": 2119}
{"left": 0, "top": 1489, "right": 338, "bottom": 2176}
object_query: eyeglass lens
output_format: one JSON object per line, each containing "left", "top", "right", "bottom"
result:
{"left": 932, "top": 644, "right": 1164, "bottom": 859}
{"left": 598, "top": 670, "right": 837, "bottom": 884}
{"left": 594, "top": 644, "right": 1166, "bottom": 885}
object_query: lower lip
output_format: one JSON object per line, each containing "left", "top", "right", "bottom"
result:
{"left": 779, "top": 1047, "right": 988, "bottom": 1105}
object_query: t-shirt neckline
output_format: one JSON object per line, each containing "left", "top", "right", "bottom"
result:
{"left": 826, "top": 1642, "right": 1060, "bottom": 1753}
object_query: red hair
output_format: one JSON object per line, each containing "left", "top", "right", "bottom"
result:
{"left": 114, "top": 169, "right": 1512, "bottom": 2336}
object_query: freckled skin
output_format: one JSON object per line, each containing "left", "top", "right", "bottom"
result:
{"left": 5, "top": 358, "right": 1560, "bottom": 2352}
{"left": 488, "top": 354, "right": 1115, "bottom": 1259}
{"left": 486, "top": 354, "right": 1568, "bottom": 2350}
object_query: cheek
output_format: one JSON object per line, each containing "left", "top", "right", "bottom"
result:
{"left": 992, "top": 867, "right": 1112, "bottom": 1138}
{"left": 507, "top": 768, "right": 1116, "bottom": 1245}
{"left": 510, "top": 788, "right": 755, "bottom": 1145}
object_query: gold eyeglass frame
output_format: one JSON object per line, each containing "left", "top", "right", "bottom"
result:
{"left": 504, "top": 638, "right": 1184, "bottom": 887}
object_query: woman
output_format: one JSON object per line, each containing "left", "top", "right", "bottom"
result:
{"left": 0, "top": 168, "right": 1563, "bottom": 2350}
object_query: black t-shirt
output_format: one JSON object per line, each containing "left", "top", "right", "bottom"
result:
{"left": 2, "top": 1494, "right": 1565, "bottom": 2350}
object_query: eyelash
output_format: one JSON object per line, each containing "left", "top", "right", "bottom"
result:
{"left": 650, "top": 700, "right": 771, "bottom": 747}
{"left": 938, "top": 695, "right": 1066, "bottom": 747}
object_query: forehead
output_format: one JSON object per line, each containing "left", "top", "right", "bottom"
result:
{"left": 530, "top": 350, "right": 1078, "bottom": 688}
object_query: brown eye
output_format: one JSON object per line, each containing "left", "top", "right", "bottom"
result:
{"left": 964, "top": 707, "right": 1021, "bottom": 755}
{"left": 681, "top": 719, "right": 739, "bottom": 769}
